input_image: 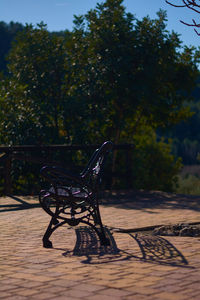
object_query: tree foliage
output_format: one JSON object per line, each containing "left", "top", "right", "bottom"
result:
{"left": 0, "top": 0, "right": 200, "bottom": 192}
{"left": 3, "top": 23, "right": 66, "bottom": 144}
{"left": 64, "top": 2, "right": 199, "bottom": 145}
{"left": 132, "top": 128, "right": 182, "bottom": 192}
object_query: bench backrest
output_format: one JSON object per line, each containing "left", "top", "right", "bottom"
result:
{"left": 81, "top": 141, "right": 113, "bottom": 190}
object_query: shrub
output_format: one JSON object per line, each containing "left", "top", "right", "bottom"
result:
{"left": 176, "top": 174, "right": 200, "bottom": 195}
{"left": 131, "top": 130, "right": 182, "bottom": 192}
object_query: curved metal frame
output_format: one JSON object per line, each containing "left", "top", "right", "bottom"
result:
{"left": 39, "top": 141, "right": 113, "bottom": 248}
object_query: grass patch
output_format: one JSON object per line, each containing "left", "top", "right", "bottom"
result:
{"left": 176, "top": 174, "right": 200, "bottom": 195}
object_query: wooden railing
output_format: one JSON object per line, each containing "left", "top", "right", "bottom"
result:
{"left": 0, "top": 144, "right": 134, "bottom": 195}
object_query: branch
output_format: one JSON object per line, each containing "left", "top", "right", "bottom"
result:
{"left": 182, "top": 0, "right": 200, "bottom": 14}
{"left": 166, "top": 0, "right": 200, "bottom": 12}
{"left": 194, "top": 28, "right": 200, "bottom": 34}
{"left": 180, "top": 18, "right": 200, "bottom": 26}
{"left": 166, "top": 0, "right": 200, "bottom": 35}
{"left": 165, "top": 0, "right": 187, "bottom": 8}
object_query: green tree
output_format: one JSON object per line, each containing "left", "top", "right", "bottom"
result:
{"left": 65, "top": 0, "right": 137, "bottom": 144}
{"left": 65, "top": 1, "right": 199, "bottom": 145}
{"left": 5, "top": 23, "right": 66, "bottom": 144}
{"left": 132, "top": 128, "right": 182, "bottom": 192}
{"left": 1, "top": 0, "right": 199, "bottom": 193}
{"left": 0, "top": 75, "right": 28, "bottom": 145}
{"left": 63, "top": 0, "right": 199, "bottom": 189}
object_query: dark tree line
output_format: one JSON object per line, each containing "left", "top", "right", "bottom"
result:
{"left": 161, "top": 80, "right": 200, "bottom": 164}
{"left": 0, "top": 21, "right": 24, "bottom": 72}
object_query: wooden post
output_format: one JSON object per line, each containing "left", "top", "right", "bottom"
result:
{"left": 5, "top": 151, "right": 12, "bottom": 195}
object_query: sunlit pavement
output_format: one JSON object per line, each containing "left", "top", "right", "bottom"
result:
{"left": 1, "top": 191, "right": 200, "bottom": 300}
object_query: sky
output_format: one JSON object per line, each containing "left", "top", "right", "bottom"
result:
{"left": 0, "top": 0, "right": 200, "bottom": 48}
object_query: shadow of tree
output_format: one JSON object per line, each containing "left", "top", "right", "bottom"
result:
{"left": 61, "top": 226, "right": 189, "bottom": 267}
{"left": 101, "top": 190, "right": 200, "bottom": 212}
{"left": 2, "top": 190, "right": 200, "bottom": 213}
{"left": 0, "top": 196, "right": 40, "bottom": 213}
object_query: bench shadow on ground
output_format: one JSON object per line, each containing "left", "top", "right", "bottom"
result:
{"left": 101, "top": 190, "right": 200, "bottom": 212}
{"left": 60, "top": 226, "right": 190, "bottom": 267}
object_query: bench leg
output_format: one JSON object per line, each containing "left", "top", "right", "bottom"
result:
{"left": 94, "top": 206, "right": 110, "bottom": 246}
{"left": 43, "top": 238, "right": 53, "bottom": 248}
{"left": 42, "top": 218, "right": 55, "bottom": 248}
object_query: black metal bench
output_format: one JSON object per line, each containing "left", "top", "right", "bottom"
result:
{"left": 39, "top": 141, "right": 113, "bottom": 248}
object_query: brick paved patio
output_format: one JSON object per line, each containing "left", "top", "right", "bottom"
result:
{"left": 1, "top": 190, "right": 200, "bottom": 299}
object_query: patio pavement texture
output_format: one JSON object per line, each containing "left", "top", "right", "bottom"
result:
{"left": 1, "top": 190, "right": 200, "bottom": 300}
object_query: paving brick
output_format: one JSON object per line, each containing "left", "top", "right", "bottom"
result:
{"left": 98, "top": 287, "right": 132, "bottom": 297}
{"left": 86, "top": 295, "right": 122, "bottom": 300}
{"left": 0, "top": 291, "right": 12, "bottom": 298}
{"left": 75, "top": 283, "right": 106, "bottom": 292}
{"left": 15, "top": 288, "right": 40, "bottom": 296}
{"left": 50, "top": 279, "right": 79, "bottom": 287}
{"left": 154, "top": 291, "right": 189, "bottom": 300}
{"left": 2, "top": 296, "right": 27, "bottom": 300}
{"left": 37, "top": 285, "right": 68, "bottom": 294}
{"left": 0, "top": 284, "right": 19, "bottom": 292}
{"left": 1, "top": 193, "right": 200, "bottom": 300}
{"left": 30, "top": 292, "right": 57, "bottom": 299}
{"left": 61, "top": 288, "right": 93, "bottom": 298}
